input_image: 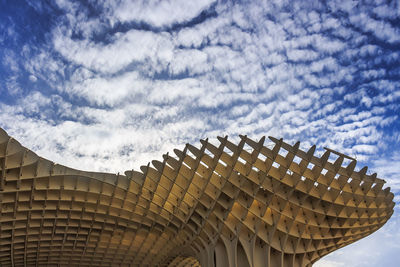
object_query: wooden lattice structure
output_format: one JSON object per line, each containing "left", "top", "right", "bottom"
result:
{"left": 0, "top": 127, "right": 394, "bottom": 266}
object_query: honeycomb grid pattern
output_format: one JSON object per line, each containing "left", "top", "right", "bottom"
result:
{"left": 0, "top": 127, "right": 394, "bottom": 267}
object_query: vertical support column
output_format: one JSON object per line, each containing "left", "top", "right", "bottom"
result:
{"left": 198, "top": 249, "right": 207, "bottom": 267}
{"left": 208, "top": 243, "right": 217, "bottom": 267}
{"left": 269, "top": 247, "right": 283, "bottom": 267}
{"left": 254, "top": 240, "right": 269, "bottom": 267}
{"left": 215, "top": 240, "right": 229, "bottom": 267}
{"left": 239, "top": 234, "right": 256, "bottom": 267}
{"left": 198, "top": 242, "right": 216, "bottom": 267}
{"left": 220, "top": 235, "right": 238, "bottom": 267}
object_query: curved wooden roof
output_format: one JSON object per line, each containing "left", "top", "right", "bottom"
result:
{"left": 0, "top": 128, "right": 394, "bottom": 266}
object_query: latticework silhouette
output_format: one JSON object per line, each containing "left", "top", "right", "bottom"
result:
{"left": 0, "top": 127, "right": 394, "bottom": 266}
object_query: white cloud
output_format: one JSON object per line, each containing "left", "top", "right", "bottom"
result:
{"left": 169, "top": 49, "right": 209, "bottom": 75}
{"left": 102, "top": 0, "right": 216, "bottom": 28}
{"left": 66, "top": 71, "right": 147, "bottom": 106}
{"left": 372, "top": 152, "right": 400, "bottom": 192}
{"left": 29, "top": 74, "right": 37, "bottom": 82}
{"left": 349, "top": 12, "right": 400, "bottom": 44}
{"left": 5, "top": 75, "right": 21, "bottom": 95}
{"left": 52, "top": 28, "right": 174, "bottom": 74}
{"left": 3, "top": 50, "right": 19, "bottom": 72}
{"left": 287, "top": 49, "right": 319, "bottom": 62}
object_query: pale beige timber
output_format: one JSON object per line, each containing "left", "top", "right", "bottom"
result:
{"left": 0, "top": 127, "right": 394, "bottom": 267}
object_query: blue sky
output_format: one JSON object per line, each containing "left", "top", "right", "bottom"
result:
{"left": 0, "top": 0, "right": 399, "bottom": 265}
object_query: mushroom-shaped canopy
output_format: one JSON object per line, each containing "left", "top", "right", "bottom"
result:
{"left": 0, "top": 128, "right": 394, "bottom": 267}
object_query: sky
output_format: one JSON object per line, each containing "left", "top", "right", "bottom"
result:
{"left": 0, "top": 0, "right": 399, "bottom": 265}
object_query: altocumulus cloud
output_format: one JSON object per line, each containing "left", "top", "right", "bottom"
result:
{"left": 0, "top": 0, "right": 399, "bottom": 265}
